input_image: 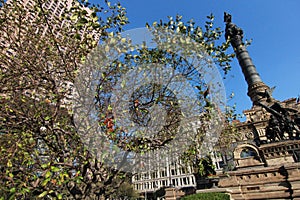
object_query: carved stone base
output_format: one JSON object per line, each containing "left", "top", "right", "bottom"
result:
{"left": 247, "top": 81, "right": 272, "bottom": 105}
{"left": 219, "top": 140, "right": 300, "bottom": 200}
{"left": 219, "top": 163, "right": 300, "bottom": 199}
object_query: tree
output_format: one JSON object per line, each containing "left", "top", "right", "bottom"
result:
{"left": 110, "top": 181, "right": 139, "bottom": 200}
{"left": 0, "top": 0, "right": 128, "bottom": 199}
{"left": 93, "top": 14, "right": 236, "bottom": 175}
{"left": 1, "top": 0, "right": 236, "bottom": 199}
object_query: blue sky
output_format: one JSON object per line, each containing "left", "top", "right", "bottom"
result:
{"left": 95, "top": 0, "right": 300, "bottom": 117}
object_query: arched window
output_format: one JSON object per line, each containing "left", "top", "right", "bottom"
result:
{"left": 240, "top": 147, "right": 257, "bottom": 158}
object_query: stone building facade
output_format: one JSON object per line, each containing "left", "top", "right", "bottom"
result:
{"left": 218, "top": 98, "right": 300, "bottom": 200}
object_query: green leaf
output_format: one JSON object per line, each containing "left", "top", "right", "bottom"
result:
{"left": 7, "top": 160, "right": 12, "bottom": 167}
{"left": 41, "top": 178, "right": 51, "bottom": 186}
{"left": 51, "top": 166, "right": 60, "bottom": 172}
{"left": 44, "top": 116, "right": 51, "bottom": 121}
{"left": 57, "top": 194, "right": 63, "bottom": 199}
{"left": 9, "top": 187, "right": 16, "bottom": 193}
{"left": 21, "top": 187, "right": 30, "bottom": 194}
{"left": 45, "top": 171, "right": 51, "bottom": 178}
{"left": 38, "top": 191, "right": 48, "bottom": 198}
{"left": 41, "top": 163, "right": 49, "bottom": 169}
{"left": 70, "top": 14, "right": 78, "bottom": 21}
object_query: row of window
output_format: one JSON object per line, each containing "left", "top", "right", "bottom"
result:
{"left": 134, "top": 176, "right": 195, "bottom": 191}
{"left": 134, "top": 166, "right": 192, "bottom": 181}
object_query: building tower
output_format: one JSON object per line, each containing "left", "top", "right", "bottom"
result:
{"left": 5, "top": 0, "right": 99, "bottom": 41}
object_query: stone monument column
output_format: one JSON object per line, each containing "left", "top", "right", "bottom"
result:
{"left": 224, "top": 13, "right": 273, "bottom": 105}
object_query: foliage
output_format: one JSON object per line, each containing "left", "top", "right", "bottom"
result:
{"left": 197, "top": 156, "right": 216, "bottom": 177}
{"left": 0, "top": 0, "right": 128, "bottom": 199}
{"left": 0, "top": 0, "right": 237, "bottom": 198}
{"left": 97, "top": 14, "right": 235, "bottom": 155}
{"left": 181, "top": 192, "right": 230, "bottom": 200}
{"left": 151, "top": 14, "right": 235, "bottom": 74}
{"left": 180, "top": 101, "right": 241, "bottom": 176}
{"left": 110, "top": 181, "right": 139, "bottom": 200}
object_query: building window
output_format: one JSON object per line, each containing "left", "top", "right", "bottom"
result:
{"left": 181, "top": 167, "right": 186, "bottom": 174}
{"left": 160, "top": 170, "right": 166, "bottom": 177}
{"left": 171, "top": 169, "right": 175, "bottom": 176}
{"left": 240, "top": 147, "right": 257, "bottom": 158}
{"left": 151, "top": 171, "right": 156, "bottom": 179}
{"left": 182, "top": 177, "right": 187, "bottom": 185}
